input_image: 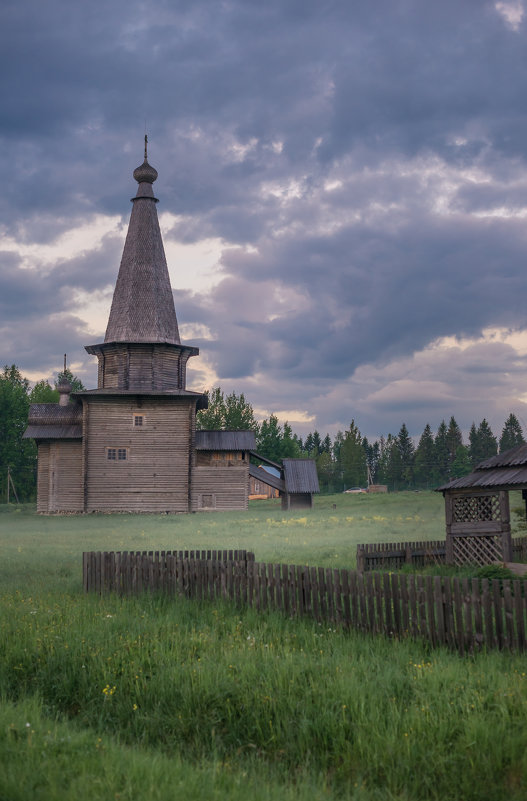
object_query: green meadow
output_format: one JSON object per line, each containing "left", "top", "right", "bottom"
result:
{"left": 1, "top": 492, "right": 527, "bottom": 800}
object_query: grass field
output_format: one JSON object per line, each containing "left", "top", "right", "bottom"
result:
{"left": 1, "top": 492, "right": 527, "bottom": 800}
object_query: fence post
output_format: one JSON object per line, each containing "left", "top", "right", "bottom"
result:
{"left": 356, "top": 545, "right": 365, "bottom": 573}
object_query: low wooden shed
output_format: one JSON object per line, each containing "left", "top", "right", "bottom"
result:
{"left": 193, "top": 430, "right": 256, "bottom": 511}
{"left": 281, "top": 458, "right": 320, "bottom": 510}
{"left": 437, "top": 444, "right": 527, "bottom": 565}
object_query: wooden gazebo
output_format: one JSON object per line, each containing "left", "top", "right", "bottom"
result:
{"left": 437, "top": 444, "right": 527, "bottom": 565}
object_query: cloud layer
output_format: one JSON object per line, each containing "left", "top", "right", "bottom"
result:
{"left": 3, "top": 0, "right": 527, "bottom": 440}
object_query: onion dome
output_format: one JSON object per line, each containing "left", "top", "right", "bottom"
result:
{"left": 57, "top": 375, "right": 72, "bottom": 407}
{"left": 133, "top": 159, "right": 158, "bottom": 185}
{"left": 133, "top": 134, "right": 158, "bottom": 184}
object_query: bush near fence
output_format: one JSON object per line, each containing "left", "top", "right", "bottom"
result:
{"left": 356, "top": 536, "right": 527, "bottom": 572}
{"left": 84, "top": 550, "right": 527, "bottom": 654}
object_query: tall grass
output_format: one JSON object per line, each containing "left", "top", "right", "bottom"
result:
{"left": 1, "top": 493, "right": 527, "bottom": 799}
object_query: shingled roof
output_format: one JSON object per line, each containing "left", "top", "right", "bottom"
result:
{"left": 195, "top": 430, "right": 257, "bottom": 451}
{"left": 104, "top": 142, "right": 180, "bottom": 345}
{"left": 436, "top": 443, "right": 527, "bottom": 492}
{"left": 282, "top": 458, "right": 320, "bottom": 493}
{"left": 23, "top": 403, "right": 83, "bottom": 440}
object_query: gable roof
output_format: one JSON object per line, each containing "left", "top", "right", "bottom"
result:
{"left": 195, "top": 430, "right": 257, "bottom": 451}
{"left": 282, "top": 458, "right": 320, "bottom": 493}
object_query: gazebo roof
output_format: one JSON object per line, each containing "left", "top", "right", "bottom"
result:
{"left": 437, "top": 443, "right": 527, "bottom": 492}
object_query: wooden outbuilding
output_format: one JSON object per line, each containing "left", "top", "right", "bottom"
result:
{"left": 281, "top": 458, "right": 320, "bottom": 510}
{"left": 193, "top": 430, "right": 256, "bottom": 510}
{"left": 436, "top": 444, "right": 527, "bottom": 565}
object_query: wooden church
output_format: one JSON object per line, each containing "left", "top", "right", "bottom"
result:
{"left": 24, "top": 143, "right": 257, "bottom": 514}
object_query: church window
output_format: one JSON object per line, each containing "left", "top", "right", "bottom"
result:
{"left": 106, "top": 447, "right": 128, "bottom": 461}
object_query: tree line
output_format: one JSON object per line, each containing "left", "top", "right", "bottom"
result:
{"left": 197, "top": 388, "right": 526, "bottom": 493}
{"left": 1, "top": 370, "right": 525, "bottom": 501}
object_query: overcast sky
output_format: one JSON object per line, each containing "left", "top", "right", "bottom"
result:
{"left": 3, "top": 0, "right": 527, "bottom": 442}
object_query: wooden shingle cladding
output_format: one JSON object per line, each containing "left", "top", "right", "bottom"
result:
{"left": 83, "top": 395, "right": 196, "bottom": 513}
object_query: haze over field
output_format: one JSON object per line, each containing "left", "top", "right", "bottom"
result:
{"left": 3, "top": 0, "right": 527, "bottom": 439}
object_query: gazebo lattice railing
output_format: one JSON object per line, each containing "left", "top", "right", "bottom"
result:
{"left": 444, "top": 489, "right": 512, "bottom": 566}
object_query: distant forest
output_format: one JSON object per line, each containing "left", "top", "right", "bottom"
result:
{"left": 1, "top": 368, "right": 525, "bottom": 501}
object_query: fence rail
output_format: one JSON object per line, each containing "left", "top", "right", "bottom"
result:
{"left": 84, "top": 550, "right": 527, "bottom": 653}
{"left": 356, "top": 536, "right": 527, "bottom": 572}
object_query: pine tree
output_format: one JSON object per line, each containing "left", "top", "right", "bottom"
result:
{"left": 434, "top": 420, "right": 450, "bottom": 483}
{"left": 321, "top": 434, "right": 332, "bottom": 454}
{"left": 397, "top": 423, "right": 415, "bottom": 488}
{"left": 385, "top": 437, "right": 403, "bottom": 490}
{"left": 303, "top": 433, "right": 315, "bottom": 455}
{"left": 311, "top": 431, "right": 322, "bottom": 455}
{"left": 450, "top": 445, "right": 472, "bottom": 478}
{"left": 499, "top": 413, "right": 525, "bottom": 453}
{"left": 340, "top": 421, "right": 367, "bottom": 488}
{"left": 414, "top": 423, "right": 435, "bottom": 488}
{"left": 446, "top": 416, "right": 463, "bottom": 466}
{"left": 470, "top": 419, "right": 498, "bottom": 466}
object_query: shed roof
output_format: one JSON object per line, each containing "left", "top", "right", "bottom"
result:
{"left": 282, "top": 458, "right": 320, "bottom": 493}
{"left": 24, "top": 424, "right": 82, "bottom": 440}
{"left": 249, "top": 463, "right": 285, "bottom": 492}
{"left": 195, "top": 430, "right": 257, "bottom": 451}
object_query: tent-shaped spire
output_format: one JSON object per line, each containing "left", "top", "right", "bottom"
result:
{"left": 105, "top": 137, "right": 180, "bottom": 345}
{"left": 85, "top": 140, "right": 199, "bottom": 393}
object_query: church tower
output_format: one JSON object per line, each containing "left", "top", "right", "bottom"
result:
{"left": 85, "top": 138, "right": 199, "bottom": 392}
{"left": 26, "top": 141, "right": 257, "bottom": 514}
{"left": 27, "top": 141, "right": 207, "bottom": 513}
{"left": 77, "top": 140, "right": 206, "bottom": 512}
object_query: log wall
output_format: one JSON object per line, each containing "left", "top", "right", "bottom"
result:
{"left": 85, "top": 396, "right": 194, "bottom": 513}
{"left": 96, "top": 344, "right": 190, "bottom": 391}
{"left": 191, "top": 463, "right": 250, "bottom": 510}
{"left": 37, "top": 440, "right": 83, "bottom": 513}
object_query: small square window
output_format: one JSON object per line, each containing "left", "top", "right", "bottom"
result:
{"left": 107, "top": 448, "right": 116, "bottom": 461}
{"left": 134, "top": 415, "right": 144, "bottom": 427}
{"left": 118, "top": 448, "right": 127, "bottom": 460}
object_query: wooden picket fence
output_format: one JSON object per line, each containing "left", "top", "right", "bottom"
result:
{"left": 356, "top": 536, "right": 527, "bottom": 572}
{"left": 83, "top": 550, "right": 527, "bottom": 653}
